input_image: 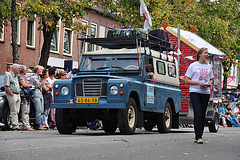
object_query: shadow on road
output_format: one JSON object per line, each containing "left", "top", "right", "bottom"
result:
{"left": 64, "top": 128, "right": 195, "bottom": 136}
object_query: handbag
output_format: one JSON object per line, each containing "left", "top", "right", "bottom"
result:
{"left": 22, "top": 88, "right": 33, "bottom": 100}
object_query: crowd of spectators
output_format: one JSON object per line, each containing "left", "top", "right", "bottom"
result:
{"left": 216, "top": 94, "right": 240, "bottom": 127}
{"left": 3, "top": 64, "right": 69, "bottom": 131}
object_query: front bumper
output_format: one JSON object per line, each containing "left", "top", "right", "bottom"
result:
{"left": 51, "top": 102, "right": 126, "bottom": 109}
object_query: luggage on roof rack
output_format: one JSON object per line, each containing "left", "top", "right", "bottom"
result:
{"left": 107, "top": 28, "right": 146, "bottom": 38}
{"left": 77, "top": 28, "right": 174, "bottom": 51}
{"left": 149, "top": 28, "right": 171, "bottom": 50}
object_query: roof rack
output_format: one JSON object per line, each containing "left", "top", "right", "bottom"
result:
{"left": 77, "top": 31, "right": 175, "bottom": 52}
{"left": 77, "top": 30, "right": 176, "bottom": 68}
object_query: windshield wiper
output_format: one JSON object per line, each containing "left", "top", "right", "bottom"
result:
{"left": 93, "top": 66, "right": 125, "bottom": 71}
{"left": 93, "top": 66, "right": 110, "bottom": 70}
{"left": 111, "top": 65, "right": 124, "bottom": 69}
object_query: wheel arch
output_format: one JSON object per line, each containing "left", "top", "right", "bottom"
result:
{"left": 129, "top": 91, "right": 144, "bottom": 127}
{"left": 167, "top": 98, "right": 176, "bottom": 114}
{"left": 167, "top": 98, "right": 179, "bottom": 129}
{"left": 129, "top": 91, "right": 140, "bottom": 110}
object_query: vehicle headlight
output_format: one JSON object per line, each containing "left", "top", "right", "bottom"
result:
{"left": 61, "top": 86, "right": 69, "bottom": 95}
{"left": 110, "top": 85, "right": 118, "bottom": 95}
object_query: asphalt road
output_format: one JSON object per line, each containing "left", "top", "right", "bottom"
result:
{"left": 0, "top": 127, "right": 240, "bottom": 160}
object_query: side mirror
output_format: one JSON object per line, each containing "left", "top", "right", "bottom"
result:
{"left": 146, "top": 66, "right": 154, "bottom": 73}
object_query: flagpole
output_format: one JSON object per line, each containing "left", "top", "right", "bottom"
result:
{"left": 177, "top": 24, "right": 180, "bottom": 76}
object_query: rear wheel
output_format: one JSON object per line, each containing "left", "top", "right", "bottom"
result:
{"left": 56, "top": 108, "right": 77, "bottom": 134}
{"left": 208, "top": 112, "right": 219, "bottom": 133}
{"left": 118, "top": 98, "right": 137, "bottom": 135}
{"left": 157, "top": 102, "right": 172, "bottom": 133}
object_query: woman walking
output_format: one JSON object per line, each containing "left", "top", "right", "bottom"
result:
{"left": 185, "top": 47, "right": 214, "bottom": 144}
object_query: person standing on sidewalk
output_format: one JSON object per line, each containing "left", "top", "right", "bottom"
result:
{"left": 46, "top": 67, "right": 57, "bottom": 129}
{"left": 18, "top": 65, "right": 35, "bottom": 131}
{"left": 30, "top": 65, "right": 45, "bottom": 130}
{"left": 185, "top": 47, "right": 214, "bottom": 144}
{"left": 41, "top": 69, "right": 53, "bottom": 129}
{"left": 4, "top": 64, "right": 21, "bottom": 130}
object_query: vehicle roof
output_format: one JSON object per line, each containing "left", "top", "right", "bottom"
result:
{"left": 83, "top": 47, "right": 176, "bottom": 62}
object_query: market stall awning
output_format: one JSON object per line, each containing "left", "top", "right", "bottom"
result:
{"left": 166, "top": 27, "right": 225, "bottom": 56}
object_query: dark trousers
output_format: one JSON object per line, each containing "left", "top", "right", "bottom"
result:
{"left": 190, "top": 92, "right": 210, "bottom": 140}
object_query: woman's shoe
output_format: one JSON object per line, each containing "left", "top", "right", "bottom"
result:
{"left": 38, "top": 125, "right": 46, "bottom": 130}
{"left": 26, "top": 127, "right": 35, "bottom": 131}
{"left": 44, "top": 123, "right": 49, "bottom": 129}
{"left": 194, "top": 139, "right": 203, "bottom": 144}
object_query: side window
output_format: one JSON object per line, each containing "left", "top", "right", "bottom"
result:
{"left": 168, "top": 63, "right": 176, "bottom": 78}
{"left": 144, "top": 57, "right": 153, "bottom": 74}
{"left": 156, "top": 61, "right": 165, "bottom": 75}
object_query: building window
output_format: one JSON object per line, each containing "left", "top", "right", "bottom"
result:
{"left": 15, "top": 18, "right": 21, "bottom": 44}
{"left": 0, "top": 25, "right": 4, "bottom": 42}
{"left": 81, "top": 20, "right": 88, "bottom": 53}
{"left": 50, "top": 20, "right": 60, "bottom": 53}
{"left": 63, "top": 29, "right": 72, "bottom": 55}
{"left": 50, "top": 30, "right": 58, "bottom": 51}
{"left": 16, "top": 3, "right": 21, "bottom": 45}
{"left": 99, "top": 25, "right": 106, "bottom": 38}
{"left": 27, "top": 16, "right": 35, "bottom": 47}
{"left": 88, "top": 23, "right": 97, "bottom": 51}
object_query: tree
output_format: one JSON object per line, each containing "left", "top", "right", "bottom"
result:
{"left": 100, "top": 0, "right": 240, "bottom": 89}
{"left": 11, "top": 0, "right": 19, "bottom": 63}
{"left": 197, "top": 0, "right": 240, "bottom": 89}
{"left": 97, "top": 0, "right": 200, "bottom": 31}
{"left": 0, "top": 0, "right": 22, "bottom": 63}
{"left": 0, "top": 0, "right": 11, "bottom": 31}
{"left": 23, "top": 0, "right": 92, "bottom": 68}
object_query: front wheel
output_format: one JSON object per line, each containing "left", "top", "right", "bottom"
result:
{"left": 157, "top": 102, "right": 172, "bottom": 133}
{"left": 118, "top": 98, "right": 137, "bottom": 135}
{"left": 55, "top": 108, "right": 77, "bottom": 134}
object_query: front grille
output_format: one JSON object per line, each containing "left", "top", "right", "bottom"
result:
{"left": 75, "top": 78, "right": 107, "bottom": 97}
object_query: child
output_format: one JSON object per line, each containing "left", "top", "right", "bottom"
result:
{"left": 231, "top": 112, "right": 240, "bottom": 127}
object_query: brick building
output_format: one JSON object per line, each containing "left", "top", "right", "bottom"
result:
{"left": 0, "top": 8, "right": 121, "bottom": 73}
{"left": 165, "top": 27, "right": 225, "bottom": 114}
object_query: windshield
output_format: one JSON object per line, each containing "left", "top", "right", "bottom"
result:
{"left": 80, "top": 55, "right": 139, "bottom": 71}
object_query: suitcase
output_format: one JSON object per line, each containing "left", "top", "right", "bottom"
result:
{"left": 107, "top": 28, "right": 146, "bottom": 38}
{"left": 149, "top": 28, "right": 171, "bottom": 50}
{"left": 149, "top": 28, "right": 169, "bottom": 43}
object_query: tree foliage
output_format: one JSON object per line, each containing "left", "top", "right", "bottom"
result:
{"left": 23, "top": 0, "right": 91, "bottom": 68}
{"left": 197, "top": 0, "right": 240, "bottom": 88}
{"left": 1, "top": 0, "right": 240, "bottom": 88}
{"left": 99, "top": 0, "right": 240, "bottom": 89}
{"left": 0, "top": 0, "right": 23, "bottom": 63}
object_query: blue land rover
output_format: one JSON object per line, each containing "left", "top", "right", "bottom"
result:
{"left": 51, "top": 28, "right": 181, "bottom": 135}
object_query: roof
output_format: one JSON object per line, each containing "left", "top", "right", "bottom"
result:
{"left": 83, "top": 47, "right": 176, "bottom": 62}
{"left": 166, "top": 27, "right": 225, "bottom": 56}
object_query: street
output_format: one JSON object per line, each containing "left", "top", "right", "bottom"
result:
{"left": 0, "top": 127, "right": 240, "bottom": 160}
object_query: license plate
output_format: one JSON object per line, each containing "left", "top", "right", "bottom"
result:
{"left": 75, "top": 97, "right": 99, "bottom": 103}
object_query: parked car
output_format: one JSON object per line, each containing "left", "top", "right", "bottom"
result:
{"left": 0, "top": 73, "right": 35, "bottom": 130}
